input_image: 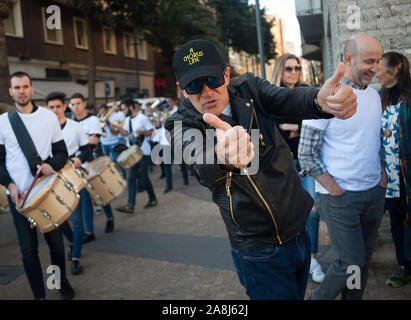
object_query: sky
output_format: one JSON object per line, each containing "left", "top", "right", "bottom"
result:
{"left": 249, "top": 0, "right": 302, "bottom": 56}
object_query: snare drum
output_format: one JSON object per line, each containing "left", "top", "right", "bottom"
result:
{"left": 17, "top": 174, "right": 80, "bottom": 233}
{"left": 59, "top": 162, "right": 87, "bottom": 192}
{"left": 85, "top": 156, "right": 126, "bottom": 205}
{"left": 0, "top": 185, "right": 8, "bottom": 214}
{"left": 117, "top": 145, "right": 143, "bottom": 169}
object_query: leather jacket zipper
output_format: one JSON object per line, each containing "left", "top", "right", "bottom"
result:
{"left": 243, "top": 168, "right": 282, "bottom": 245}
{"left": 226, "top": 171, "right": 239, "bottom": 227}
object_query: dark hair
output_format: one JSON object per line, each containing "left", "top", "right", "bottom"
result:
{"left": 9, "top": 71, "right": 32, "bottom": 87}
{"left": 45, "top": 92, "right": 66, "bottom": 105}
{"left": 99, "top": 104, "right": 109, "bottom": 110}
{"left": 381, "top": 52, "right": 411, "bottom": 110}
{"left": 121, "top": 98, "right": 136, "bottom": 109}
{"left": 70, "top": 93, "right": 86, "bottom": 101}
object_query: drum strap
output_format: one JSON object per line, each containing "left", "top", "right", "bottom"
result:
{"left": 8, "top": 109, "right": 43, "bottom": 176}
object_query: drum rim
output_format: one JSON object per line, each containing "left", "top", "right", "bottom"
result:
{"left": 19, "top": 174, "right": 59, "bottom": 213}
{"left": 60, "top": 162, "right": 86, "bottom": 192}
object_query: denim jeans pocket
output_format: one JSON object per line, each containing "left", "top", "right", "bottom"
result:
{"left": 243, "top": 247, "right": 280, "bottom": 262}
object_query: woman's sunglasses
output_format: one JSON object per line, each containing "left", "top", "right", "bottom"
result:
{"left": 285, "top": 66, "right": 302, "bottom": 72}
{"left": 184, "top": 75, "right": 225, "bottom": 95}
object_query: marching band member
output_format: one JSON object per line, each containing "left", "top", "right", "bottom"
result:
{"left": 0, "top": 72, "right": 74, "bottom": 300}
{"left": 70, "top": 93, "right": 115, "bottom": 241}
{"left": 113, "top": 99, "right": 158, "bottom": 214}
{"left": 46, "top": 91, "right": 93, "bottom": 276}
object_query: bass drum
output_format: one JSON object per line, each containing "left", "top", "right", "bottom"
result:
{"left": 17, "top": 174, "right": 80, "bottom": 233}
{"left": 85, "top": 156, "right": 126, "bottom": 206}
{"left": 117, "top": 144, "right": 143, "bottom": 169}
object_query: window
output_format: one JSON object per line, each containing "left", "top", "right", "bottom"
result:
{"left": 4, "top": 0, "right": 23, "bottom": 38}
{"left": 103, "top": 26, "right": 116, "bottom": 55}
{"left": 73, "top": 17, "right": 88, "bottom": 49}
{"left": 137, "top": 36, "right": 148, "bottom": 61}
{"left": 41, "top": 7, "right": 63, "bottom": 45}
{"left": 123, "top": 32, "right": 135, "bottom": 58}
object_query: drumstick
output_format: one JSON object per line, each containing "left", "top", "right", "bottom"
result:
{"left": 19, "top": 170, "right": 41, "bottom": 210}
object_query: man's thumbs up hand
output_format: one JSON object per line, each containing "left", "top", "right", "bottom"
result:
{"left": 203, "top": 113, "right": 254, "bottom": 169}
{"left": 316, "top": 62, "right": 358, "bottom": 119}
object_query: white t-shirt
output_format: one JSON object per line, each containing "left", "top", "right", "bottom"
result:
{"left": 303, "top": 87, "right": 382, "bottom": 194}
{"left": 0, "top": 107, "right": 64, "bottom": 193}
{"left": 100, "top": 111, "right": 125, "bottom": 145}
{"left": 123, "top": 112, "right": 154, "bottom": 156}
{"left": 76, "top": 115, "right": 102, "bottom": 136}
{"left": 61, "top": 119, "right": 89, "bottom": 157}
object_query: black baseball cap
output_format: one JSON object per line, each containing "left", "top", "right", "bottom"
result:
{"left": 173, "top": 39, "right": 226, "bottom": 90}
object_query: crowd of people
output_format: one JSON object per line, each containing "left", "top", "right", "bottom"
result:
{"left": 0, "top": 33, "right": 410, "bottom": 300}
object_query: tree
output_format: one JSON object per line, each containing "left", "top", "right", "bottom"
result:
{"left": 0, "top": 0, "right": 12, "bottom": 112}
{"left": 106, "top": 0, "right": 217, "bottom": 97}
{"left": 207, "top": 0, "right": 276, "bottom": 64}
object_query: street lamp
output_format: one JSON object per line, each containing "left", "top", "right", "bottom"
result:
{"left": 255, "top": 0, "right": 266, "bottom": 79}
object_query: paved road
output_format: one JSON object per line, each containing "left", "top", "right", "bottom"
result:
{"left": 0, "top": 165, "right": 410, "bottom": 300}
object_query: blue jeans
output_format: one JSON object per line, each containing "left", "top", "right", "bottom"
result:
{"left": 231, "top": 231, "right": 311, "bottom": 300}
{"left": 295, "top": 159, "right": 319, "bottom": 255}
{"left": 82, "top": 188, "right": 113, "bottom": 234}
{"left": 164, "top": 163, "right": 189, "bottom": 188}
{"left": 127, "top": 155, "right": 156, "bottom": 205}
{"left": 8, "top": 196, "right": 67, "bottom": 300}
{"left": 102, "top": 141, "right": 126, "bottom": 177}
{"left": 60, "top": 201, "right": 84, "bottom": 259}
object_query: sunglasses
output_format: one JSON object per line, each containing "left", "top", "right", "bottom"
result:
{"left": 184, "top": 75, "right": 225, "bottom": 95}
{"left": 285, "top": 66, "right": 302, "bottom": 72}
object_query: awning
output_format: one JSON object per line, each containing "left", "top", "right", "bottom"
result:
{"left": 31, "top": 80, "right": 88, "bottom": 101}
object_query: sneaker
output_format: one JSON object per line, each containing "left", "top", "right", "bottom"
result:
{"left": 105, "top": 219, "right": 114, "bottom": 233}
{"left": 144, "top": 199, "right": 158, "bottom": 209}
{"left": 116, "top": 204, "right": 134, "bottom": 214}
{"left": 94, "top": 205, "right": 103, "bottom": 215}
{"left": 387, "top": 266, "right": 407, "bottom": 288}
{"left": 59, "top": 278, "right": 75, "bottom": 300}
{"left": 310, "top": 258, "right": 325, "bottom": 283}
{"left": 71, "top": 260, "right": 83, "bottom": 275}
{"left": 83, "top": 233, "right": 96, "bottom": 244}
{"left": 67, "top": 244, "right": 73, "bottom": 261}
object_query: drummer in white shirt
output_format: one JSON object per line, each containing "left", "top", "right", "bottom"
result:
{"left": 112, "top": 98, "right": 158, "bottom": 214}
{"left": 70, "top": 93, "right": 115, "bottom": 242}
{"left": 46, "top": 92, "right": 92, "bottom": 276}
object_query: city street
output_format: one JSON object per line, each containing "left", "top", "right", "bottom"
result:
{"left": 0, "top": 165, "right": 410, "bottom": 300}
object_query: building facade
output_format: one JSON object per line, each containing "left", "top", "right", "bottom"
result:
{"left": 4, "top": 0, "right": 156, "bottom": 106}
{"left": 296, "top": 0, "right": 411, "bottom": 80}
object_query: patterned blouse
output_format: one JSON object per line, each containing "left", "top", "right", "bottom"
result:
{"left": 382, "top": 99, "right": 402, "bottom": 198}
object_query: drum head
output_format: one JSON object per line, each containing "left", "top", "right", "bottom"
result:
{"left": 87, "top": 157, "right": 110, "bottom": 177}
{"left": 117, "top": 145, "right": 138, "bottom": 162}
{"left": 23, "top": 174, "right": 57, "bottom": 209}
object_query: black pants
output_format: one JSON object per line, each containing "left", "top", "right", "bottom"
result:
{"left": 8, "top": 196, "right": 67, "bottom": 299}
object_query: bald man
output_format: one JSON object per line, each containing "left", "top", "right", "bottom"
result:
{"left": 299, "top": 34, "right": 386, "bottom": 300}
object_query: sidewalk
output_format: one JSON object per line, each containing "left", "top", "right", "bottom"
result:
{"left": 0, "top": 165, "right": 410, "bottom": 300}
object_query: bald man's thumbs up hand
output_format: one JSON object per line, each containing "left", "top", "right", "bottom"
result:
{"left": 203, "top": 113, "right": 255, "bottom": 169}
{"left": 316, "top": 62, "right": 357, "bottom": 119}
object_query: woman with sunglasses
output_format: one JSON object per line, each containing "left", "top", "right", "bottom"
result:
{"left": 272, "top": 54, "right": 325, "bottom": 284}
{"left": 375, "top": 52, "right": 411, "bottom": 288}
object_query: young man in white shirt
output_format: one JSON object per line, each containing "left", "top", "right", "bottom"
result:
{"left": 113, "top": 99, "right": 158, "bottom": 213}
{"left": 0, "top": 72, "right": 74, "bottom": 300}
{"left": 70, "top": 93, "right": 115, "bottom": 242}
{"left": 46, "top": 92, "right": 93, "bottom": 276}
{"left": 298, "top": 34, "right": 387, "bottom": 300}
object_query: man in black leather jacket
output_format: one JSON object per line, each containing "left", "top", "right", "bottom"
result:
{"left": 165, "top": 39, "right": 357, "bottom": 300}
